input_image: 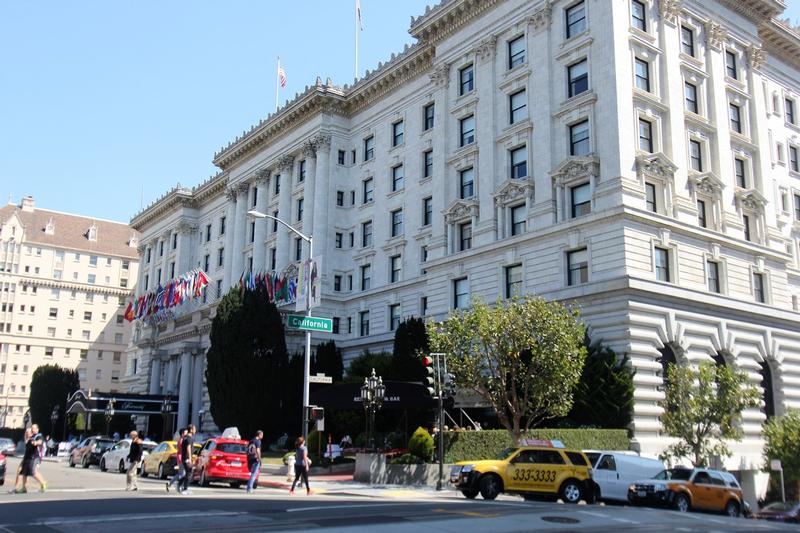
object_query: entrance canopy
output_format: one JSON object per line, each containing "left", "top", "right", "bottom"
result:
{"left": 310, "top": 381, "right": 437, "bottom": 411}
{"left": 66, "top": 390, "right": 178, "bottom": 416}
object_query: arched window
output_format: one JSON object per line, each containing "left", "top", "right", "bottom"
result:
{"left": 657, "top": 344, "right": 678, "bottom": 380}
{"left": 712, "top": 352, "right": 727, "bottom": 368}
{"left": 759, "top": 360, "right": 775, "bottom": 419}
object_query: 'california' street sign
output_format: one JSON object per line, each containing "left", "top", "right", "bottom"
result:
{"left": 287, "top": 314, "right": 333, "bottom": 333}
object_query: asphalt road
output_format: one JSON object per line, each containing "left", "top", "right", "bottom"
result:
{"left": 0, "top": 457, "right": 795, "bottom": 532}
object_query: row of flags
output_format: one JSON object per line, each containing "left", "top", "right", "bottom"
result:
{"left": 238, "top": 270, "right": 298, "bottom": 305}
{"left": 124, "top": 269, "right": 209, "bottom": 323}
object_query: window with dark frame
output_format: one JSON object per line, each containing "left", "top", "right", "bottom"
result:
{"left": 459, "top": 222, "right": 472, "bottom": 251}
{"left": 360, "top": 264, "right": 371, "bottom": 291}
{"left": 332, "top": 317, "right": 340, "bottom": 334}
{"left": 631, "top": 0, "right": 646, "bottom": 31}
{"left": 274, "top": 175, "right": 280, "bottom": 195}
{"left": 510, "top": 205, "right": 526, "bottom": 236}
{"left": 707, "top": 260, "right": 720, "bottom": 293}
{"left": 362, "top": 177, "right": 374, "bottom": 203}
{"left": 359, "top": 310, "right": 370, "bottom": 336}
{"left": 460, "top": 167, "right": 474, "bottom": 199}
{"left": 571, "top": 182, "right": 591, "bottom": 217}
{"left": 298, "top": 160, "right": 306, "bottom": 182}
{"left": 729, "top": 103, "right": 742, "bottom": 133}
{"left": 205, "top": 224, "right": 212, "bottom": 242}
{"left": 645, "top": 182, "right": 657, "bottom": 212}
{"left": 655, "top": 247, "right": 670, "bottom": 282}
{"left": 566, "top": 1, "right": 586, "bottom": 38}
{"left": 389, "top": 304, "right": 401, "bottom": 331}
{"left": 295, "top": 238, "right": 302, "bottom": 261}
{"left": 459, "top": 64, "right": 474, "bottom": 95}
{"left": 697, "top": 199, "right": 707, "bottom": 227}
{"left": 568, "top": 59, "right": 588, "bottom": 97}
{"left": 753, "top": 272, "right": 765, "bottom": 303}
{"left": 634, "top": 58, "right": 650, "bottom": 92}
{"left": 735, "top": 158, "right": 747, "bottom": 187}
{"left": 509, "top": 89, "right": 527, "bottom": 124}
{"left": 423, "top": 197, "right": 433, "bottom": 226}
{"left": 508, "top": 35, "right": 525, "bottom": 69}
{"left": 364, "top": 136, "right": 374, "bottom": 161}
{"left": 510, "top": 146, "right": 527, "bottom": 179}
{"left": 391, "top": 209, "right": 403, "bottom": 237}
{"left": 336, "top": 190, "right": 344, "bottom": 206}
{"left": 639, "top": 118, "right": 653, "bottom": 152}
{"left": 453, "top": 278, "right": 469, "bottom": 309}
{"left": 689, "top": 139, "right": 703, "bottom": 171}
{"left": 743, "top": 214, "right": 752, "bottom": 242}
{"left": 567, "top": 248, "right": 588, "bottom": 286}
{"left": 725, "top": 50, "right": 737, "bottom": 79}
{"left": 423, "top": 149, "right": 433, "bottom": 178}
{"left": 335, "top": 233, "right": 343, "bottom": 248}
{"left": 680, "top": 25, "right": 694, "bottom": 56}
{"left": 505, "top": 264, "right": 523, "bottom": 298}
{"left": 392, "top": 164, "right": 404, "bottom": 192}
{"left": 789, "top": 146, "right": 799, "bottom": 172}
{"left": 392, "top": 120, "right": 404, "bottom": 147}
{"left": 460, "top": 115, "right": 475, "bottom": 146}
{"left": 570, "top": 120, "right": 590, "bottom": 156}
{"left": 362, "top": 220, "right": 373, "bottom": 247}
{"left": 684, "top": 81, "right": 698, "bottom": 113}
{"left": 297, "top": 198, "right": 304, "bottom": 221}
{"left": 795, "top": 194, "right": 800, "bottom": 220}
{"left": 272, "top": 210, "right": 279, "bottom": 232}
{"left": 390, "top": 255, "right": 401, "bottom": 283}
{"left": 338, "top": 150, "right": 346, "bottom": 165}
{"left": 785, "top": 98, "right": 796, "bottom": 124}
{"left": 424, "top": 103, "right": 435, "bottom": 130}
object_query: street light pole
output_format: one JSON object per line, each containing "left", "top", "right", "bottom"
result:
{"left": 248, "top": 209, "right": 313, "bottom": 442}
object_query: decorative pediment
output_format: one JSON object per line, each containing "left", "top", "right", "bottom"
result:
{"left": 551, "top": 157, "right": 600, "bottom": 185}
{"left": 689, "top": 172, "right": 725, "bottom": 195}
{"left": 493, "top": 178, "right": 534, "bottom": 205}
{"left": 736, "top": 188, "right": 768, "bottom": 211}
{"left": 444, "top": 199, "right": 479, "bottom": 223}
{"left": 636, "top": 153, "right": 677, "bottom": 182}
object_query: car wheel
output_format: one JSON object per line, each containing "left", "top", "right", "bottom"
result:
{"left": 674, "top": 493, "right": 691, "bottom": 513}
{"left": 141, "top": 465, "right": 149, "bottom": 478}
{"left": 69, "top": 455, "right": 75, "bottom": 467}
{"left": 200, "top": 469, "right": 209, "bottom": 487}
{"left": 100, "top": 458, "right": 107, "bottom": 472}
{"left": 230, "top": 482, "right": 242, "bottom": 489}
{"left": 158, "top": 463, "right": 165, "bottom": 480}
{"left": 559, "top": 479, "right": 583, "bottom": 504}
{"left": 119, "top": 460, "right": 126, "bottom": 473}
{"left": 82, "top": 455, "right": 90, "bottom": 469}
{"left": 478, "top": 474, "right": 501, "bottom": 500}
{"left": 725, "top": 500, "right": 740, "bottom": 518}
{"left": 461, "top": 489, "right": 479, "bottom": 499}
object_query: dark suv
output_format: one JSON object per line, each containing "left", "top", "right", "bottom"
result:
{"left": 69, "top": 436, "right": 115, "bottom": 468}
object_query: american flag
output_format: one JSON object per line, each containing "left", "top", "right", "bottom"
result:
{"left": 278, "top": 64, "right": 287, "bottom": 88}
{"left": 356, "top": 0, "right": 364, "bottom": 31}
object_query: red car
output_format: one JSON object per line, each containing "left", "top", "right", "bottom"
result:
{"left": 193, "top": 438, "right": 256, "bottom": 488}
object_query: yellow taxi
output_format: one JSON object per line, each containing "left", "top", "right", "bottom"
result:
{"left": 450, "top": 439, "right": 596, "bottom": 502}
{"left": 141, "top": 440, "right": 178, "bottom": 479}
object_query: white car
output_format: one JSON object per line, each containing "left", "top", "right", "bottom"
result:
{"left": 584, "top": 450, "right": 665, "bottom": 503}
{"left": 100, "top": 439, "right": 157, "bottom": 473}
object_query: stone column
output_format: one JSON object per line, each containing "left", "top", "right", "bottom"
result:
{"left": 148, "top": 238, "right": 158, "bottom": 291}
{"left": 176, "top": 221, "right": 196, "bottom": 275}
{"left": 312, "top": 133, "right": 332, "bottom": 264}
{"left": 166, "top": 357, "right": 178, "bottom": 394}
{"left": 430, "top": 63, "right": 450, "bottom": 261}
{"left": 252, "top": 170, "right": 270, "bottom": 271}
{"left": 177, "top": 351, "right": 192, "bottom": 428}
{"left": 148, "top": 356, "right": 162, "bottom": 394}
{"left": 190, "top": 354, "right": 205, "bottom": 426}
{"left": 231, "top": 183, "right": 248, "bottom": 282}
{"left": 222, "top": 190, "right": 237, "bottom": 289}
{"left": 276, "top": 155, "right": 295, "bottom": 270}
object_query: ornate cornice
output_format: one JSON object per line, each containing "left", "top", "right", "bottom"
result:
{"left": 718, "top": 0, "right": 784, "bottom": 23}
{"left": 528, "top": 2, "right": 552, "bottom": 32}
{"left": 689, "top": 172, "right": 725, "bottom": 195}
{"left": 409, "top": 0, "right": 500, "bottom": 44}
{"left": 176, "top": 220, "right": 198, "bottom": 234}
{"left": 493, "top": 178, "right": 535, "bottom": 205}
{"left": 759, "top": 19, "right": 800, "bottom": 71}
{"left": 747, "top": 44, "right": 767, "bottom": 71}
{"left": 130, "top": 173, "right": 227, "bottom": 231}
{"left": 278, "top": 155, "right": 296, "bottom": 172}
{"left": 429, "top": 62, "right": 450, "bottom": 87}
{"left": 20, "top": 277, "right": 133, "bottom": 297}
{"left": 552, "top": 157, "right": 601, "bottom": 185}
{"left": 705, "top": 22, "right": 727, "bottom": 51}
{"left": 444, "top": 199, "right": 479, "bottom": 223}
{"left": 736, "top": 188, "right": 768, "bottom": 211}
{"left": 658, "top": 0, "right": 682, "bottom": 25}
{"left": 635, "top": 153, "right": 678, "bottom": 182}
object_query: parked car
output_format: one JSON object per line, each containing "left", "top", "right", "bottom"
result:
{"left": 68, "top": 436, "right": 115, "bottom": 468}
{"left": 0, "top": 452, "right": 6, "bottom": 485}
{"left": 754, "top": 501, "right": 800, "bottom": 523}
{"left": 583, "top": 450, "right": 664, "bottom": 503}
{"left": 0, "top": 438, "right": 16, "bottom": 456}
{"left": 193, "top": 437, "right": 255, "bottom": 488}
{"left": 142, "top": 440, "right": 202, "bottom": 479}
{"left": 628, "top": 467, "right": 745, "bottom": 517}
{"left": 100, "top": 439, "right": 157, "bottom": 473}
{"left": 450, "top": 440, "right": 596, "bottom": 502}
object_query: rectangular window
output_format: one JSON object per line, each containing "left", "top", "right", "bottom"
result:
{"left": 566, "top": 1, "right": 586, "bottom": 38}
{"left": 392, "top": 120, "right": 404, "bottom": 147}
{"left": 89, "top": 255, "right": 98, "bottom": 267}
{"left": 49, "top": 307, "right": 58, "bottom": 318}
{"left": 295, "top": 238, "right": 303, "bottom": 261}
{"left": 789, "top": 146, "right": 799, "bottom": 172}
{"left": 172, "top": 233, "right": 178, "bottom": 250}
{"left": 689, "top": 139, "right": 703, "bottom": 171}
{"left": 505, "top": 264, "right": 523, "bottom": 298}
{"left": 392, "top": 164, "right": 404, "bottom": 192}
{"left": 511, "top": 205, "right": 526, "bottom": 236}
{"left": 335, "top": 233, "right": 343, "bottom": 249}
{"left": 362, "top": 220, "right": 373, "bottom": 247}
{"left": 252, "top": 186, "right": 258, "bottom": 207}
{"left": 753, "top": 272, "right": 765, "bottom": 303}
{"left": 453, "top": 278, "right": 469, "bottom": 309}
{"left": 684, "top": 82, "right": 698, "bottom": 113}
{"left": 423, "top": 149, "right": 433, "bottom": 178}
{"left": 645, "top": 182, "right": 657, "bottom": 212}
{"left": 421, "top": 296, "right": 428, "bottom": 316}
{"left": 680, "top": 25, "right": 694, "bottom": 56}
{"left": 734, "top": 158, "right": 746, "bottom": 187}
{"left": 298, "top": 160, "right": 306, "bottom": 182}
{"left": 423, "top": 197, "right": 433, "bottom": 226}
{"left": 362, "top": 177, "right": 374, "bottom": 203}
{"left": 218, "top": 247, "right": 224, "bottom": 267}
{"left": 87, "top": 274, "right": 96, "bottom": 284}
{"left": 510, "top": 146, "right": 527, "bottom": 179}
{"left": 360, "top": 264, "right": 371, "bottom": 291}
{"left": 338, "top": 150, "right": 345, "bottom": 165}
{"left": 84, "top": 311, "right": 92, "bottom": 321}
{"left": 332, "top": 317, "right": 340, "bottom": 334}
{"left": 786, "top": 98, "right": 796, "bottom": 125}
{"left": 364, "top": 136, "right": 374, "bottom": 161}
{"left": 359, "top": 311, "right": 370, "bottom": 336}
{"left": 274, "top": 175, "right": 281, "bottom": 195}
{"left": 508, "top": 35, "right": 525, "bottom": 69}
{"left": 336, "top": 190, "right": 344, "bottom": 206}
{"left": 795, "top": 194, "right": 800, "bottom": 220}
{"left": 634, "top": 58, "right": 650, "bottom": 92}
{"left": 424, "top": 103, "right": 435, "bottom": 130}
{"left": 638, "top": 118, "right": 653, "bottom": 152}
{"left": 743, "top": 214, "right": 752, "bottom": 242}
{"left": 631, "top": 0, "right": 646, "bottom": 31}
{"left": 391, "top": 209, "right": 403, "bottom": 237}
{"left": 654, "top": 247, "right": 670, "bottom": 282}
{"left": 390, "top": 255, "right": 401, "bottom": 283}
{"left": 567, "top": 248, "right": 588, "bottom": 286}
{"left": 272, "top": 211, "right": 279, "bottom": 232}
{"left": 725, "top": 50, "right": 737, "bottom": 79}
{"left": 334, "top": 275, "right": 342, "bottom": 292}
{"left": 459, "top": 64, "right": 474, "bottom": 95}
{"left": 47, "top": 327, "right": 56, "bottom": 338}
{"left": 571, "top": 182, "right": 591, "bottom": 217}
{"left": 389, "top": 304, "right": 401, "bottom": 331}
{"left": 249, "top": 220, "right": 256, "bottom": 243}
{"left": 697, "top": 199, "right": 707, "bottom": 227}
{"left": 205, "top": 224, "right": 212, "bottom": 242}
{"left": 568, "top": 59, "right": 588, "bottom": 97}
{"left": 460, "top": 115, "right": 475, "bottom": 147}
{"left": 270, "top": 248, "right": 276, "bottom": 270}
{"left": 707, "top": 260, "right": 720, "bottom": 293}
{"left": 297, "top": 198, "right": 304, "bottom": 221}
{"left": 509, "top": 89, "right": 527, "bottom": 124}
{"left": 570, "top": 120, "right": 590, "bottom": 156}
{"left": 460, "top": 167, "right": 474, "bottom": 199}
{"left": 169, "top": 262, "right": 176, "bottom": 279}
{"left": 459, "top": 222, "right": 472, "bottom": 251}
{"left": 729, "top": 103, "right": 742, "bottom": 133}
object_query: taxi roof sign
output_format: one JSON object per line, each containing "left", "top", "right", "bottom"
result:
{"left": 519, "top": 439, "right": 566, "bottom": 448}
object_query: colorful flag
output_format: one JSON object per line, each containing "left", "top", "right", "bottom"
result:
{"left": 278, "top": 64, "right": 287, "bottom": 88}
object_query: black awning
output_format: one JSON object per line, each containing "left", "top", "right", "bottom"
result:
{"left": 66, "top": 390, "right": 178, "bottom": 416}
{"left": 310, "top": 381, "right": 437, "bottom": 411}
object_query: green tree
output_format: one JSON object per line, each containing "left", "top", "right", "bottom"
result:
{"left": 313, "top": 340, "right": 344, "bottom": 382}
{"left": 763, "top": 410, "right": 800, "bottom": 497}
{"left": 426, "top": 296, "right": 587, "bottom": 445}
{"left": 407, "top": 426, "right": 434, "bottom": 461}
{"left": 568, "top": 335, "right": 635, "bottom": 429}
{"left": 205, "top": 287, "right": 289, "bottom": 438}
{"left": 390, "top": 317, "right": 430, "bottom": 381}
{"left": 660, "top": 363, "right": 761, "bottom": 466}
{"left": 28, "top": 364, "right": 80, "bottom": 437}
{"left": 344, "top": 350, "right": 393, "bottom": 383}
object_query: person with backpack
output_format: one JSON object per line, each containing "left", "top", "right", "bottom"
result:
{"left": 246, "top": 430, "right": 263, "bottom": 493}
{"left": 166, "top": 427, "right": 188, "bottom": 492}
{"left": 125, "top": 431, "right": 143, "bottom": 491}
{"left": 177, "top": 424, "right": 196, "bottom": 494}
{"left": 289, "top": 436, "right": 312, "bottom": 496}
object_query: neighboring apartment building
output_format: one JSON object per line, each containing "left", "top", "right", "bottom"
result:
{"left": 0, "top": 196, "right": 139, "bottom": 428}
{"left": 128, "top": 0, "right": 799, "bottom": 500}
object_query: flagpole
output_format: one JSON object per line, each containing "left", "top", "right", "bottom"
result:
{"left": 276, "top": 56, "right": 280, "bottom": 112}
{"left": 354, "top": 0, "right": 358, "bottom": 79}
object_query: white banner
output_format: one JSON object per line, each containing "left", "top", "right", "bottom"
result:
{"left": 295, "top": 257, "right": 322, "bottom": 312}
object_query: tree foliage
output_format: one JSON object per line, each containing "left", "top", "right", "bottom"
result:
{"left": 206, "top": 287, "right": 289, "bottom": 438}
{"left": 344, "top": 350, "right": 392, "bottom": 383}
{"left": 390, "top": 317, "right": 430, "bottom": 382}
{"left": 659, "top": 363, "right": 760, "bottom": 466}
{"left": 567, "top": 335, "right": 635, "bottom": 429}
{"left": 762, "top": 410, "right": 800, "bottom": 491}
{"left": 408, "top": 426, "right": 434, "bottom": 461}
{"left": 28, "top": 364, "right": 80, "bottom": 437}
{"left": 313, "top": 340, "right": 344, "bottom": 382}
{"left": 427, "top": 296, "right": 587, "bottom": 445}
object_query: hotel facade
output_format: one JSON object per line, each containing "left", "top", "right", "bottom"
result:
{"left": 127, "top": 0, "right": 800, "bottom": 499}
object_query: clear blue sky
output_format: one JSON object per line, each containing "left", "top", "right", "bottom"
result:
{"left": 1, "top": 0, "right": 799, "bottom": 224}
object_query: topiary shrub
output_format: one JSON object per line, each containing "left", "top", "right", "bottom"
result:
{"left": 407, "top": 427, "right": 434, "bottom": 462}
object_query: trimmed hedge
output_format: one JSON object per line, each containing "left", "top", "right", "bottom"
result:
{"left": 443, "top": 429, "right": 629, "bottom": 463}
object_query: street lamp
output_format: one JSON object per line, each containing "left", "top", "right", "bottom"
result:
{"left": 360, "top": 368, "right": 385, "bottom": 451}
{"left": 248, "top": 209, "right": 314, "bottom": 442}
{"left": 160, "top": 395, "right": 172, "bottom": 440}
{"left": 104, "top": 399, "right": 115, "bottom": 437}
{"left": 197, "top": 408, "right": 205, "bottom": 433}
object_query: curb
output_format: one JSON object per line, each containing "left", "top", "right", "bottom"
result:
{"left": 257, "top": 474, "right": 353, "bottom": 490}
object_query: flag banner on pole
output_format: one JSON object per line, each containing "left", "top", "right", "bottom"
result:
{"left": 278, "top": 64, "right": 287, "bottom": 88}
{"left": 356, "top": 0, "right": 364, "bottom": 30}
{"left": 309, "top": 256, "right": 321, "bottom": 309}
{"left": 296, "top": 260, "right": 308, "bottom": 313}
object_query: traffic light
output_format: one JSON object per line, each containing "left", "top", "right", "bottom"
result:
{"left": 443, "top": 372, "right": 455, "bottom": 395}
{"left": 421, "top": 355, "right": 436, "bottom": 396}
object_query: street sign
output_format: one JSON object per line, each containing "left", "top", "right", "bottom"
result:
{"left": 309, "top": 374, "right": 333, "bottom": 384}
{"left": 287, "top": 314, "right": 332, "bottom": 333}
{"left": 770, "top": 459, "right": 782, "bottom": 471}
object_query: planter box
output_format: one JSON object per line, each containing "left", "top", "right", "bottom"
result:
{"left": 354, "top": 453, "right": 451, "bottom": 487}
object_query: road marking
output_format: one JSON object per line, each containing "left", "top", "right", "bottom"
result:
{"left": 611, "top": 517, "right": 639, "bottom": 524}
{"left": 578, "top": 510, "right": 608, "bottom": 519}
{"left": 432, "top": 508, "right": 498, "bottom": 518}
{"left": 0, "top": 511, "right": 246, "bottom": 528}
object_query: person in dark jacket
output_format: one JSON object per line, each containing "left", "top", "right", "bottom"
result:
{"left": 178, "top": 425, "right": 196, "bottom": 494}
{"left": 126, "top": 431, "right": 144, "bottom": 491}
{"left": 11, "top": 428, "right": 47, "bottom": 494}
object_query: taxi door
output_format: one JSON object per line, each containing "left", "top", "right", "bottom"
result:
{"left": 689, "top": 471, "right": 715, "bottom": 510}
{"left": 505, "top": 450, "right": 537, "bottom": 491}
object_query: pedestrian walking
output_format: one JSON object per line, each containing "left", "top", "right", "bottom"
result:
{"left": 12, "top": 428, "right": 47, "bottom": 493}
{"left": 246, "top": 430, "right": 263, "bottom": 493}
{"left": 177, "top": 424, "right": 196, "bottom": 494}
{"left": 289, "top": 436, "right": 312, "bottom": 496}
{"left": 166, "top": 427, "right": 188, "bottom": 492}
{"left": 126, "top": 431, "right": 144, "bottom": 491}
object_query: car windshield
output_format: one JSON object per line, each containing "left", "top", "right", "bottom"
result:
{"left": 495, "top": 448, "right": 516, "bottom": 460}
{"left": 653, "top": 468, "right": 692, "bottom": 480}
{"left": 217, "top": 443, "right": 247, "bottom": 455}
{"left": 96, "top": 441, "right": 115, "bottom": 451}
{"left": 762, "top": 501, "right": 799, "bottom": 512}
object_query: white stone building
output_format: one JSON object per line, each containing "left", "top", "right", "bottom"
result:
{"left": 0, "top": 196, "right": 139, "bottom": 428}
{"left": 128, "top": 0, "right": 800, "bottom": 498}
